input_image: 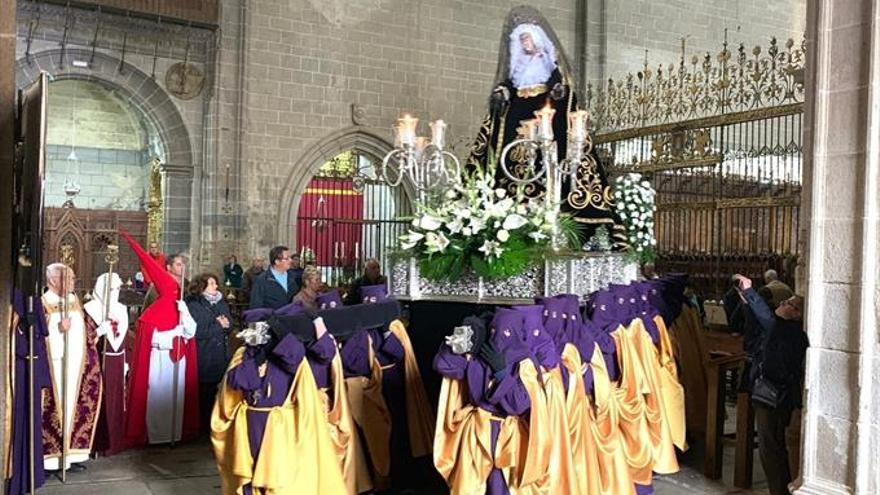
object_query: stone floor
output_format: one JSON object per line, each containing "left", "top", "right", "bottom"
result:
{"left": 38, "top": 436, "right": 772, "bottom": 495}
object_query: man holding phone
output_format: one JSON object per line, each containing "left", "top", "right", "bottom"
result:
{"left": 732, "top": 274, "right": 809, "bottom": 495}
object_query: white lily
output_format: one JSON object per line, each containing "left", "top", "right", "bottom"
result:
{"left": 446, "top": 217, "right": 464, "bottom": 234}
{"left": 419, "top": 214, "right": 444, "bottom": 231}
{"left": 425, "top": 232, "right": 450, "bottom": 253}
{"left": 497, "top": 229, "right": 510, "bottom": 242}
{"left": 502, "top": 214, "right": 529, "bottom": 231}
{"left": 469, "top": 217, "right": 486, "bottom": 233}
{"left": 528, "top": 231, "right": 548, "bottom": 242}
{"left": 400, "top": 230, "right": 425, "bottom": 250}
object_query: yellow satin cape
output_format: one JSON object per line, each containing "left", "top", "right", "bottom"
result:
{"left": 210, "top": 347, "right": 347, "bottom": 495}
{"left": 654, "top": 315, "right": 688, "bottom": 451}
{"left": 589, "top": 343, "right": 636, "bottom": 495}
{"left": 323, "top": 347, "right": 372, "bottom": 494}
{"left": 388, "top": 320, "right": 436, "bottom": 458}
{"left": 433, "top": 359, "right": 550, "bottom": 494}
{"left": 536, "top": 360, "right": 577, "bottom": 494}
{"left": 559, "top": 344, "right": 603, "bottom": 495}
{"left": 611, "top": 322, "right": 655, "bottom": 485}
{"left": 627, "top": 318, "right": 680, "bottom": 474}
{"left": 345, "top": 333, "right": 392, "bottom": 485}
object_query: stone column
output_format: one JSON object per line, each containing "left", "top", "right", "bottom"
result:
{"left": 0, "top": 0, "right": 18, "bottom": 469}
{"left": 796, "top": 0, "right": 880, "bottom": 493}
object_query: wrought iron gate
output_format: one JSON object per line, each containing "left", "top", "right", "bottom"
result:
{"left": 295, "top": 150, "right": 412, "bottom": 285}
{"left": 588, "top": 36, "right": 806, "bottom": 298}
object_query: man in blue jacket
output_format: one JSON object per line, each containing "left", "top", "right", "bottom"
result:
{"left": 249, "top": 246, "right": 299, "bottom": 310}
{"left": 733, "top": 274, "right": 809, "bottom": 495}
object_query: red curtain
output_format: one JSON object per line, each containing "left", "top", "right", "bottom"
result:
{"left": 296, "top": 178, "right": 364, "bottom": 266}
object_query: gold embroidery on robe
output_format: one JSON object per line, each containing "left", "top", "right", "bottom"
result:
{"left": 210, "top": 347, "right": 347, "bottom": 495}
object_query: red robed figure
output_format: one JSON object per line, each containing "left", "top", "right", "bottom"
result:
{"left": 119, "top": 230, "right": 199, "bottom": 446}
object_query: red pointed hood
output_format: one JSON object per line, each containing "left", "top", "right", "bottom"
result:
{"left": 120, "top": 230, "right": 181, "bottom": 330}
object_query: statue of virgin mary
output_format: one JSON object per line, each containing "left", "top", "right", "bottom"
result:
{"left": 467, "top": 6, "right": 623, "bottom": 244}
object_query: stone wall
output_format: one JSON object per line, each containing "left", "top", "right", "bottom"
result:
{"left": 590, "top": 0, "right": 807, "bottom": 86}
{"left": 45, "top": 145, "right": 148, "bottom": 210}
{"left": 15, "top": 0, "right": 807, "bottom": 270}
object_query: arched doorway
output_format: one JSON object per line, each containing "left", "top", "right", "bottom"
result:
{"left": 294, "top": 149, "right": 412, "bottom": 285}
{"left": 40, "top": 78, "right": 167, "bottom": 291}
{"left": 16, "top": 49, "right": 199, "bottom": 278}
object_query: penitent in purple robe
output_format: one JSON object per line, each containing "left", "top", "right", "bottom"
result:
{"left": 304, "top": 333, "right": 338, "bottom": 391}
{"left": 7, "top": 291, "right": 52, "bottom": 495}
{"left": 433, "top": 312, "right": 533, "bottom": 495}
{"left": 225, "top": 334, "right": 306, "bottom": 495}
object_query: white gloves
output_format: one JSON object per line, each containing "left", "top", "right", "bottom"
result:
{"left": 151, "top": 326, "right": 182, "bottom": 350}
{"left": 177, "top": 300, "right": 197, "bottom": 338}
{"left": 96, "top": 320, "right": 113, "bottom": 338}
{"left": 313, "top": 317, "right": 327, "bottom": 340}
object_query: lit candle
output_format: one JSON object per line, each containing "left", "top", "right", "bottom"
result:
{"left": 518, "top": 119, "right": 538, "bottom": 141}
{"left": 341, "top": 241, "right": 345, "bottom": 260}
{"left": 534, "top": 103, "right": 556, "bottom": 140}
{"left": 354, "top": 241, "right": 360, "bottom": 259}
{"left": 429, "top": 120, "right": 447, "bottom": 149}
{"left": 334, "top": 241, "right": 339, "bottom": 259}
{"left": 301, "top": 246, "right": 305, "bottom": 260}
{"left": 397, "top": 114, "right": 418, "bottom": 146}
{"left": 568, "top": 110, "right": 589, "bottom": 141}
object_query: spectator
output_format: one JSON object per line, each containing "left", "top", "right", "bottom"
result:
{"left": 241, "top": 256, "right": 266, "bottom": 300}
{"left": 249, "top": 246, "right": 299, "bottom": 310}
{"left": 290, "top": 253, "right": 304, "bottom": 290}
{"left": 734, "top": 274, "right": 808, "bottom": 495}
{"left": 223, "top": 255, "right": 244, "bottom": 288}
{"left": 293, "top": 267, "right": 323, "bottom": 312}
{"left": 347, "top": 258, "right": 387, "bottom": 304}
{"left": 142, "top": 242, "right": 166, "bottom": 287}
{"left": 763, "top": 269, "right": 794, "bottom": 309}
{"left": 186, "top": 273, "right": 232, "bottom": 431}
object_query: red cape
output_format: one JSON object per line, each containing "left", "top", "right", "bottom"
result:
{"left": 120, "top": 230, "right": 199, "bottom": 446}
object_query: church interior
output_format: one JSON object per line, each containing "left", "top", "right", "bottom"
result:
{"left": 1, "top": 0, "right": 878, "bottom": 494}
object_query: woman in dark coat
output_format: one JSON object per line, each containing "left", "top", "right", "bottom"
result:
{"left": 186, "top": 273, "right": 232, "bottom": 431}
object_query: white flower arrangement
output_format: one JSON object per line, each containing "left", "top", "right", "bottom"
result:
{"left": 398, "top": 166, "right": 566, "bottom": 281}
{"left": 612, "top": 173, "right": 657, "bottom": 264}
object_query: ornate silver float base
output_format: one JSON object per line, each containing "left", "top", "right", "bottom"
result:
{"left": 390, "top": 252, "right": 638, "bottom": 304}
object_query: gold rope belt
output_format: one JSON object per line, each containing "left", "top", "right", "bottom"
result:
{"left": 380, "top": 363, "right": 397, "bottom": 370}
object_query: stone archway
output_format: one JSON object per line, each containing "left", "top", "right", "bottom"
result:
{"left": 277, "top": 127, "right": 413, "bottom": 248}
{"left": 15, "top": 48, "right": 196, "bottom": 255}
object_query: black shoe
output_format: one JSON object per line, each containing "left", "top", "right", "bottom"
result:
{"left": 67, "top": 463, "right": 87, "bottom": 473}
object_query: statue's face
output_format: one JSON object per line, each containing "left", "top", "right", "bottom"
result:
{"left": 520, "top": 32, "right": 536, "bottom": 54}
